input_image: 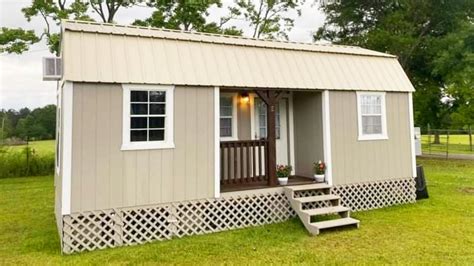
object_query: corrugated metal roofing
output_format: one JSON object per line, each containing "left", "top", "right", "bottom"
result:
{"left": 61, "top": 20, "right": 415, "bottom": 92}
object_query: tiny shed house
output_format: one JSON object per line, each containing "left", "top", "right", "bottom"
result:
{"left": 54, "top": 20, "right": 417, "bottom": 254}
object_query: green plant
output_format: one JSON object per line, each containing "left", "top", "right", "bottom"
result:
{"left": 276, "top": 164, "right": 292, "bottom": 177}
{"left": 0, "top": 146, "right": 54, "bottom": 178}
{"left": 313, "top": 160, "right": 326, "bottom": 175}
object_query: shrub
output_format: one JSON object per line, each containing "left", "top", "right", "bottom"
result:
{"left": 0, "top": 146, "right": 54, "bottom": 178}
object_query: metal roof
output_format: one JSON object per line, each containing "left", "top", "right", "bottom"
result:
{"left": 61, "top": 20, "right": 415, "bottom": 92}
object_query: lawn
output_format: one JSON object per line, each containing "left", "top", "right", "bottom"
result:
{"left": 0, "top": 158, "right": 473, "bottom": 264}
{"left": 422, "top": 134, "right": 473, "bottom": 155}
{"left": 8, "top": 140, "right": 55, "bottom": 155}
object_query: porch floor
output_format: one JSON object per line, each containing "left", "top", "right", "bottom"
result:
{"left": 221, "top": 176, "right": 318, "bottom": 192}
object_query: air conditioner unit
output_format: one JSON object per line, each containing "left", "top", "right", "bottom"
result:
{"left": 42, "top": 57, "right": 62, "bottom": 81}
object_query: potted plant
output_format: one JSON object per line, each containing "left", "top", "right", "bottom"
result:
{"left": 276, "top": 164, "right": 292, "bottom": 185}
{"left": 313, "top": 160, "right": 326, "bottom": 182}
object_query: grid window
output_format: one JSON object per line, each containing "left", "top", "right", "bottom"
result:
{"left": 357, "top": 92, "right": 387, "bottom": 140}
{"left": 220, "top": 96, "right": 234, "bottom": 137}
{"left": 130, "top": 90, "right": 167, "bottom": 142}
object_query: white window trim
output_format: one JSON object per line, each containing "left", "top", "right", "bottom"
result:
{"left": 219, "top": 92, "right": 238, "bottom": 141}
{"left": 121, "top": 84, "right": 175, "bottom": 151}
{"left": 356, "top": 91, "right": 388, "bottom": 141}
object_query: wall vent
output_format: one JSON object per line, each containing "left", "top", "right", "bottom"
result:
{"left": 43, "top": 57, "right": 62, "bottom": 81}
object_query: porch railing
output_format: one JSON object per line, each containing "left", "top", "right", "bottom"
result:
{"left": 220, "top": 140, "right": 268, "bottom": 185}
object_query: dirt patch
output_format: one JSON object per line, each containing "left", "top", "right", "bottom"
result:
{"left": 459, "top": 187, "right": 474, "bottom": 194}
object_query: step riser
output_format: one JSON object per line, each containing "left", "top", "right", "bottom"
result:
{"left": 285, "top": 185, "right": 359, "bottom": 236}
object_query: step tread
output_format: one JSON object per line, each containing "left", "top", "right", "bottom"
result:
{"left": 303, "top": 206, "right": 350, "bottom": 216}
{"left": 294, "top": 194, "right": 340, "bottom": 203}
{"left": 311, "top": 217, "right": 359, "bottom": 229}
{"left": 285, "top": 183, "right": 331, "bottom": 191}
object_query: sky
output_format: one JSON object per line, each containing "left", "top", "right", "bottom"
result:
{"left": 0, "top": 0, "right": 325, "bottom": 110}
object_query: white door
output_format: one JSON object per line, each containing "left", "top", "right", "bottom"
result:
{"left": 254, "top": 98, "right": 289, "bottom": 166}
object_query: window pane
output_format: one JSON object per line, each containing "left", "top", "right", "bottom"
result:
{"left": 150, "top": 104, "right": 166, "bottom": 115}
{"left": 149, "top": 117, "right": 165, "bottom": 128}
{"left": 131, "top": 104, "right": 148, "bottom": 115}
{"left": 149, "top": 130, "right": 165, "bottom": 141}
{"left": 131, "top": 117, "right": 147, "bottom": 129}
{"left": 131, "top": 130, "right": 147, "bottom": 142}
{"left": 150, "top": 91, "right": 166, "bottom": 102}
{"left": 220, "top": 118, "right": 232, "bottom": 137}
{"left": 220, "top": 97, "right": 233, "bottom": 116}
{"left": 362, "top": 115, "right": 382, "bottom": 134}
{"left": 131, "top": 91, "right": 148, "bottom": 102}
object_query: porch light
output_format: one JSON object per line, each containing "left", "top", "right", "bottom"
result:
{"left": 240, "top": 92, "right": 250, "bottom": 104}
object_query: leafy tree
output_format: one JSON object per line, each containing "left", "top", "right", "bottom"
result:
{"left": 433, "top": 22, "right": 474, "bottom": 128}
{"left": 1, "top": 0, "right": 132, "bottom": 55}
{"left": 0, "top": 28, "right": 39, "bottom": 54}
{"left": 314, "top": 0, "right": 473, "bottom": 136}
{"left": 227, "top": 0, "right": 302, "bottom": 39}
{"left": 133, "top": 0, "right": 242, "bottom": 35}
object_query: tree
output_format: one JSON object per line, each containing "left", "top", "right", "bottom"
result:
{"left": 1, "top": 0, "right": 132, "bottom": 55}
{"left": 433, "top": 22, "right": 474, "bottom": 128}
{"left": 314, "top": 0, "right": 473, "bottom": 137}
{"left": 0, "top": 28, "right": 39, "bottom": 54}
{"left": 133, "top": 0, "right": 242, "bottom": 35}
{"left": 227, "top": 0, "right": 302, "bottom": 39}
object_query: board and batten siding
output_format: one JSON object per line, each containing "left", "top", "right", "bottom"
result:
{"left": 293, "top": 92, "right": 324, "bottom": 177}
{"left": 70, "top": 83, "right": 215, "bottom": 213}
{"left": 329, "top": 91, "right": 412, "bottom": 185}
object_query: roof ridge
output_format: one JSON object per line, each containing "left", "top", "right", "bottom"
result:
{"left": 61, "top": 19, "right": 395, "bottom": 58}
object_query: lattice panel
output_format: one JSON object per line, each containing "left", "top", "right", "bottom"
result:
{"left": 62, "top": 209, "right": 117, "bottom": 254}
{"left": 331, "top": 178, "right": 416, "bottom": 211}
{"left": 122, "top": 206, "right": 172, "bottom": 245}
{"left": 173, "top": 192, "right": 294, "bottom": 238}
{"left": 61, "top": 177, "right": 416, "bottom": 254}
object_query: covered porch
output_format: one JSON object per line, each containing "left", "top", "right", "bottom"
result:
{"left": 218, "top": 88, "right": 331, "bottom": 192}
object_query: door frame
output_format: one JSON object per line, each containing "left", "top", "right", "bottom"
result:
{"left": 250, "top": 92, "right": 296, "bottom": 175}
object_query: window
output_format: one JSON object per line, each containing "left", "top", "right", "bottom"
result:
{"left": 122, "top": 85, "right": 174, "bottom": 150}
{"left": 220, "top": 94, "right": 237, "bottom": 140}
{"left": 357, "top": 92, "right": 388, "bottom": 140}
{"left": 255, "top": 98, "right": 280, "bottom": 139}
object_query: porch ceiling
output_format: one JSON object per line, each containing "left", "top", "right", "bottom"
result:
{"left": 62, "top": 20, "right": 415, "bottom": 92}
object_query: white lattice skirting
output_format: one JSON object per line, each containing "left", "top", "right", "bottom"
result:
{"left": 61, "top": 177, "right": 416, "bottom": 254}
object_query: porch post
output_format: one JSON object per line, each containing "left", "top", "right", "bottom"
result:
{"left": 255, "top": 90, "right": 284, "bottom": 187}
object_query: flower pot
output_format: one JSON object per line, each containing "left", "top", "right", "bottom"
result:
{"left": 314, "top": 174, "right": 325, "bottom": 183}
{"left": 278, "top": 177, "right": 288, "bottom": 185}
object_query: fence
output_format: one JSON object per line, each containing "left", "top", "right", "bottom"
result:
{"left": 421, "top": 127, "right": 473, "bottom": 159}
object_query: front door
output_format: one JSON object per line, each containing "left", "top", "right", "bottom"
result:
{"left": 254, "top": 97, "right": 289, "bottom": 166}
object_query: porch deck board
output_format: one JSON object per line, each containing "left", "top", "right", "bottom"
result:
{"left": 221, "top": 176, "right": 318, "bottom": 192}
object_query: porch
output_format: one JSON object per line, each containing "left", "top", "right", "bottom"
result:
{"left": 218, "top": 88, "right": 330, "bottom": 192}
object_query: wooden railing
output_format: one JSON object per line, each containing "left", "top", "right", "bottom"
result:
{"left": 220, "top": 140, "right": 268, "bottom": 185}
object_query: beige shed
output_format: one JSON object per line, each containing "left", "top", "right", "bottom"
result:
{"left": 54, "top": 20, "right": 417, "bottom": 254}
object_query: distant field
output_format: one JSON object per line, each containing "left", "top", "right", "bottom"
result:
{"left": 8, "top": 140, "right": 55, "bottom": 155}
{"left": 421, "top": 134, "right": 473, "bottom": 155}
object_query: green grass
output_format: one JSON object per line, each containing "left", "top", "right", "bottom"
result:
{"left": 8, "top": 140, "right": 55, "bottom": 155}
{"left": 422, "top": 134, "right": 473, "bottom": 155}
{"left": 0, "top": 158, "right": 473, "bottom": 264}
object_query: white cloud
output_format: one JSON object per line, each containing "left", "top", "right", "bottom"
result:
{"left": 0, "top": 0, "right": 325, "bottom": 110}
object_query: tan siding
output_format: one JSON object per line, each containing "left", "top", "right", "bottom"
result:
{"left": 293, "top": 92, "right": 324, "bottom": 177}
{"left": 329, "top": 91, "right": 412, "bottom": 185}
{"left": 71, "top": 83, "right": 215, "bottom": 213}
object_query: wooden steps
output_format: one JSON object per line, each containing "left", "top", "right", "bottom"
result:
{"left": 284, "top": 183, "right": 360, "bottom": 235}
